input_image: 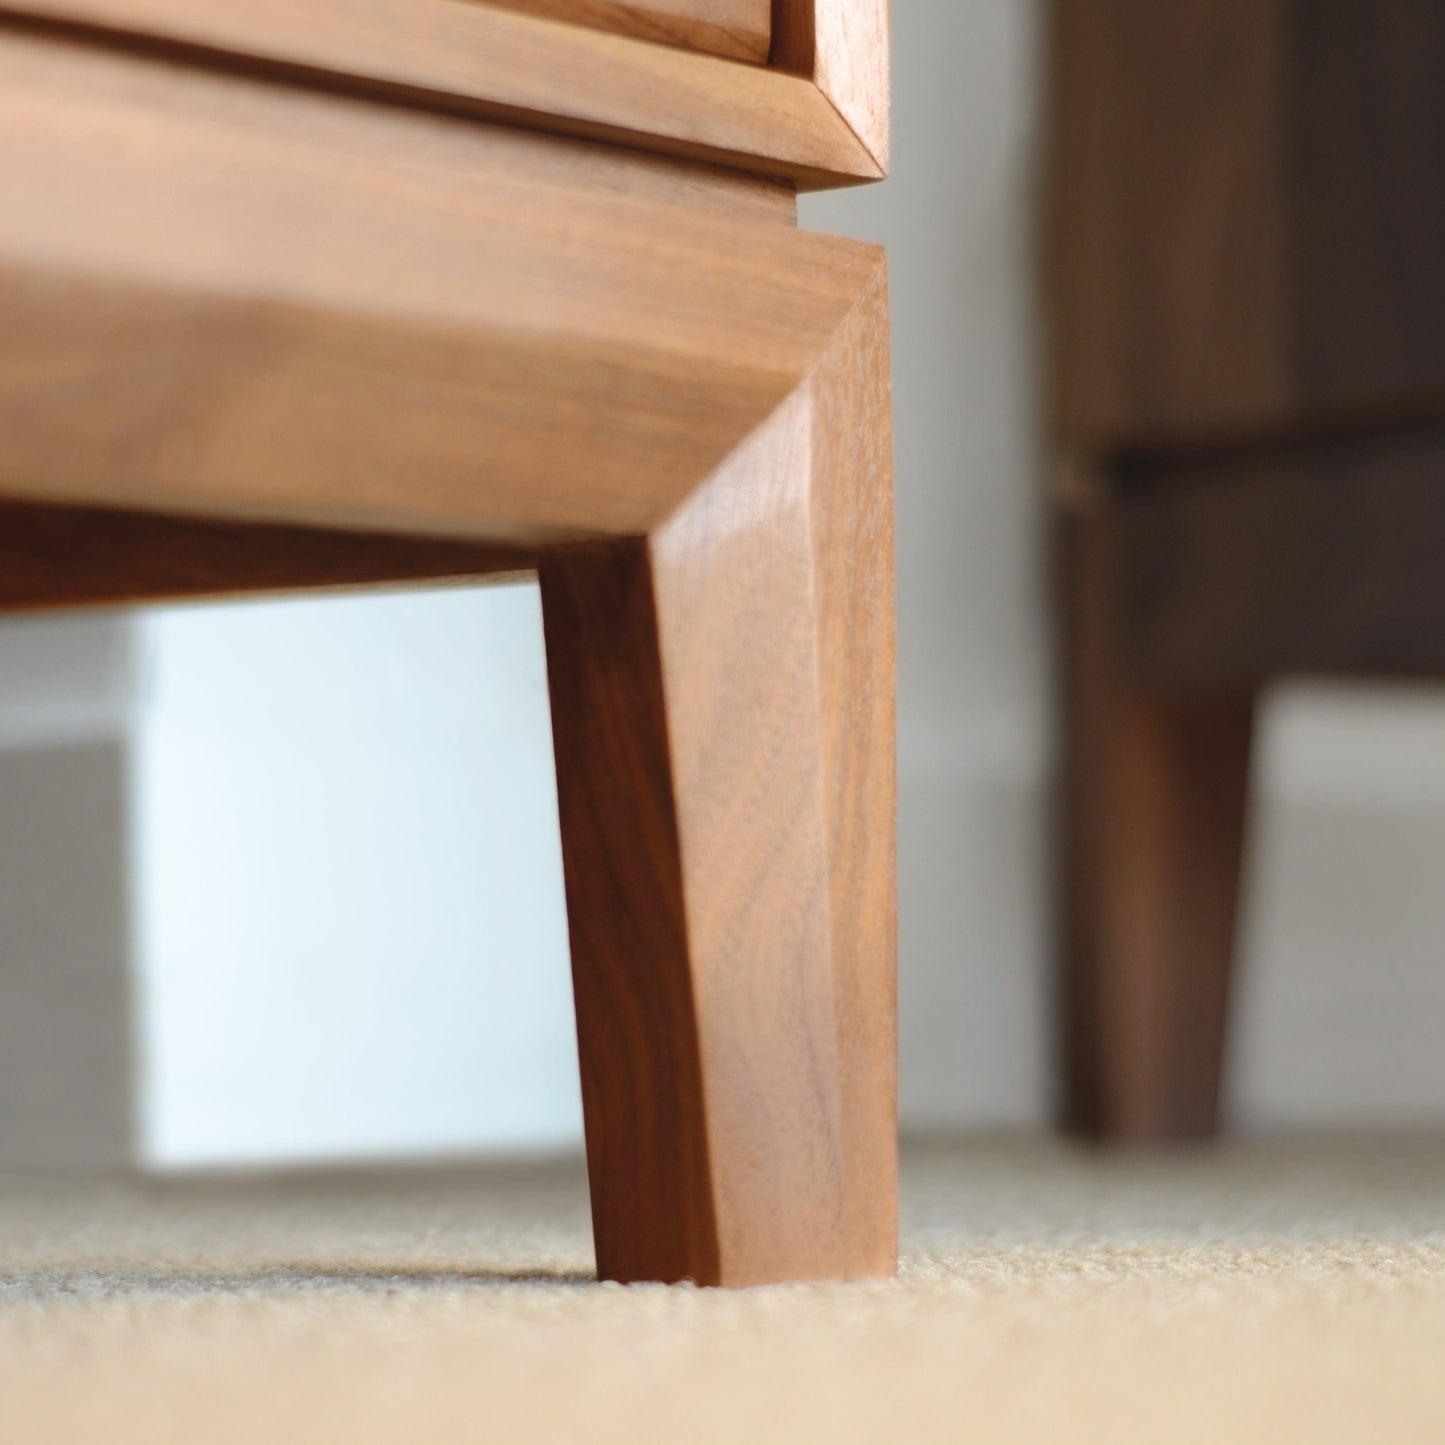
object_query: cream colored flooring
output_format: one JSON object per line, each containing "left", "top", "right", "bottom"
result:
{"left": 2, "top": 1135, "right": 1444, "bottom": 1442}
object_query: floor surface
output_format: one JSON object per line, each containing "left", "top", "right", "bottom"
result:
{"left": 2, "top": 1134, "right": 1444, "bottom": 1442}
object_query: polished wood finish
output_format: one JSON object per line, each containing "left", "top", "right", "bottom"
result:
{"left": 1058, "top": 506, "right": 1254, "bottom": 1142}
{"left": 1048, "top": 0, "right": 1445, "bottom": 450}
{"left": 486, "top": 0, "right": 771, "bottom": 63}
{"left": 1, "top": 0, "right": 886, "bottom": 187}
{"left": 0, "top": 33, "right": 876, "bottom": 543}
{"left": 0, "top": 500, "right": 531, "bottom": 614}
{"left": 0, "top": 10, "right": 895, "bottom": 1282}
{"left": 540, "top": 273, "right": 895, "bottom": 1286}
{"left": 1048, "top": 0, "right": 1445, "bottom": 1143}
{"left": 1047, "top": 0, "right": 1290, "bottom": 448}
{"left": 772, "top": 0, "right": 889, "bottom": 172}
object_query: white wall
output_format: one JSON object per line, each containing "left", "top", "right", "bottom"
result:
{"left": 802, "top": 0, "right": 1052, "bottom": 1129}
{"left": 133, "top": 586, "right": 581, "bottom": 1166}
{"left": 1235, "top": 686, "right": 1445, "bottom": 1128}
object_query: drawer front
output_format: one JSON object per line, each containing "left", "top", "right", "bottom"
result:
{"left": 0, "top": 0, "right": 887, "bottom": 189}
{"left": 484, "top": 0, "right": 771, "bottom": 62}
{"left": 1049, "top": 0, "right": 1445, "bottom": 450}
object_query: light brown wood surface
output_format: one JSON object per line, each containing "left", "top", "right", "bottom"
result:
{"left": 773, "top": 0, "right": 890, "bottom": 172}
{"left": 0, "top": 32, "right": 878, "bottom": 544}
{"left": 540, "top": 270, "right": 895, "bottom": 1286}
{"left": 1, "top": 0, "right": 883, "bottom": 187}
{"left": 0, "top": 5, "right": 895, "bottom": 1286}
{"left": 484, "top": 0, "right": 771, "bottom": 63}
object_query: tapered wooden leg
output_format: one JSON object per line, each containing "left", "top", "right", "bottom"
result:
{"left": 539, "top": 280, "right": 896, "bottom": 1286}
{"left": 1059, "top": 509, "right": 1255, "bottom": 1142}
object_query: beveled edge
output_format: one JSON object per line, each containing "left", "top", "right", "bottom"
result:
{"left": 0, "top": 0, "right": 887, "bottom": 188}
{"left": 0, "top": 28, "right": 886, "bottom": 553}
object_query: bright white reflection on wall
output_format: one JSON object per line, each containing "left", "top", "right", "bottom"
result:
{"left": 132, "top": 583, "right": 582, "bottom": 1168}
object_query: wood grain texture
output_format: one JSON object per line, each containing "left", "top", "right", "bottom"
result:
{"left": 1046, "top": 0, "right": 1291, "bottom": 448}
{"left": 1048, "top": 0, "right": 1445, "bottom": 450}
{"left": 539, "top": 267, "right": 895, "bottom": 1286}
{"left": 0, "top": 32, "right": 879, "bottom": 544}
{"left": 0, "top": 1, "right": 880, "bottom": 187}
{"left": 1113, "top": 424, "right": 1445, "bottom": 689}
{"left": 772, "top": 0, "right": 889, "bottom": 171}
{"left": 0, "top": 499, "right": 531, "bottom": 613}
{"left": 1058, "top": 508, "right": 1254, "bottom": 1143}
{"left": 484, "top": 0, "right": 770, "bottom": 63}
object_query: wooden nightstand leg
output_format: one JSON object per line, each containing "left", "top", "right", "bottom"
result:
{"left": 1059, "top": 513, "right": 1255, "bottom": 1143}
{"left": 538, "top": 277, "right": 896, "bottom": 1285}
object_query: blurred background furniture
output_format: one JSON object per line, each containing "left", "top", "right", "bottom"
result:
{"left": 1049, "top": 0, "right": 1445, "bottom": 1142}
{"left": 0, "top": 0, "right": 895, "bottom": 1285}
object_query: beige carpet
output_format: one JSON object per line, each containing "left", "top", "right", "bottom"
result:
{"left": 3, "top": 1135, "right": 1445, "bottom": 1442}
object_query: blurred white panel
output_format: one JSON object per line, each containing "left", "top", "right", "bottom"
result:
{"left": 133, "top": 583, "right": 582, "bottom": 1168}
{"left": 1235, "top": 789, "right": 1445, "bottom": 1129}
{"left": 1262, "top": 682, "right": 1445, "bottom": 810}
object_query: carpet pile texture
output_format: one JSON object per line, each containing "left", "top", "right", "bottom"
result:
{"left": 2, "top": 1134, "right": 1444, "bottom": 1442}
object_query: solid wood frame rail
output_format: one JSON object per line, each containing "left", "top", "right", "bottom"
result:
{"left": 484, "top": 0, "right": 774, "bottom": 65}
{"left": 0, "top": 0, "right": 888, "bottom": 187}
{"left": 1109, "top": 424, "right": 1445, "bottom": 688}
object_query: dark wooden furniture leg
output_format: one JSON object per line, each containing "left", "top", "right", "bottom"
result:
{"left": 1059, "top": 509, "right": 1255, "bottom": 1142}
{"left": 539, "top": 281, "right": 897, "bottom": 1286}
{"left": 1048, "top": 0, "right": 1445, "bottom": 1144}
{"left": 1056, "top": 435, "right": 1445, "bottom": 1141}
